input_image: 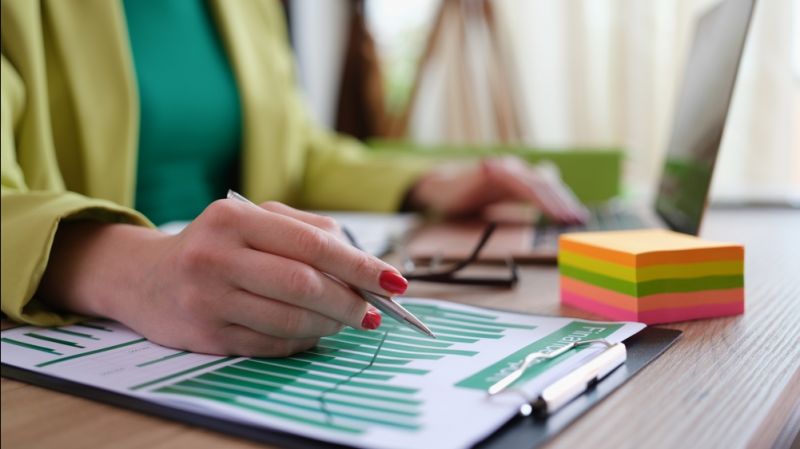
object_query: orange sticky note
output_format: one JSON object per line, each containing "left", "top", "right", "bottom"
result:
{"left": 558, "top": 229, "right": 744, "bottom": 324}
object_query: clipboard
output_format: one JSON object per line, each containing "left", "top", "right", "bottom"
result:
{"left": 1, "top": 326, "right": 680, "bottom": 449}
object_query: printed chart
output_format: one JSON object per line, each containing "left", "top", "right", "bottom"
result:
{"left": 1, "top": 299, "right": 644, "bottom": 449}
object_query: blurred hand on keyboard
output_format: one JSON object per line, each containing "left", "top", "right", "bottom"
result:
{"left": 409, "top": 156, "right": 589, "bottom": 224}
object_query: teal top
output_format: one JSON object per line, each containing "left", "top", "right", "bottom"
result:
{"left": 124, "top": 0, "right": 242, "bottom": 226}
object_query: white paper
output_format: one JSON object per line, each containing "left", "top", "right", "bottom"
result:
{"left": 1, "top": 298, "right": 644, "bottom": 449}
{"left": 158, "top": 212, "right": 417, "bottom": 257}
{"left": 314, "top": 211, "right": 418, "bottom": 256}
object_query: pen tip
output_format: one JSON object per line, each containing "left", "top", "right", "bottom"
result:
{"left": 411, "top": 321, "right": 437, "bottom": 339}
{"left": 400, "top": 309, "right": 436, "bottom": 339}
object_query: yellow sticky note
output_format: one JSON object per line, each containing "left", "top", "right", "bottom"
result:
{"left": 558, "top": 229, "right": 743, "bottom": 267}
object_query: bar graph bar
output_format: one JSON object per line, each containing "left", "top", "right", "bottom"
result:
{"left": 328, "top": 334, "right": 478, "bottom": 356}
{"left": 74, "top": 322, "right": 114, "bottom": 332}
{"left": 291, "top": 353, "right": 430, "bottom": 375}
{"left": 423, "top": 317, "right": 534, "bottom": 332}
{"left": 131, "top": 357, "right": 238, "bottom": 390}
{"left": 24, "top": 332, "right": 85, "bottom": 349}
{"left": 1, "top": 337, "right": 62, "bottom": 355}
{"left": 51, "top": 328, "right": 100, "bottom": 340}
{"left": 309, "top": 345, "right": 412, "bottom": 365}
{"left": 338, "top": 329, "right": 452, "bottom": 348}
{"left": 136, "top": 351, "right": 189, "bottom": 368}
{"left": 390, "top": 330, "right": 477, "bottom": 344}
{"left": 400, "top": 303, "right": 498, "bottom": 320}
{"left": 149, "top": 302, "right": 537, "bottom": 436}
{"left": 319, "top": 340, "right": 444, "bottom": 360}
{"left": 257, "top": 358, "right": 393, "bottom": 381}
{"left": 36, "top": 338, "right": 147, "bottom": 367}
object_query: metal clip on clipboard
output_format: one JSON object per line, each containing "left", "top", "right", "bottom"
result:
{"left": 487, "top": 339, "right": 627, "bottom": 418}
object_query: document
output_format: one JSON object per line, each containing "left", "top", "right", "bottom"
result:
{"left": 159, "top": 212, "right": 417, "bottom": 257}
{"left": 1, "top": 298, "right": 644, "bottom": 449}
{"left": 314, "top": 211, "right": 418, "bottom": 256}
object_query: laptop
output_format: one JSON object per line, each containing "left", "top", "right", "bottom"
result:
{"left": 407, "top": 0, "right": 757, "bottom": 263}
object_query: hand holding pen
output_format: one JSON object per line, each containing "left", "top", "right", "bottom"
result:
{"left": 57, "top": 193, "right": 424, "bottom": 358}
{"left": 227, "top": 191, "right": 435, "bottom": 338}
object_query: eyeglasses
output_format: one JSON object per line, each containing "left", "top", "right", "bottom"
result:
{"left": 344, "top": 222, "right": 519, "bottom": 289}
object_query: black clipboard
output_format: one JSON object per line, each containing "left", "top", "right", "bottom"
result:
{"left": 1, "top": 326, "right": 681, "bottom": 449}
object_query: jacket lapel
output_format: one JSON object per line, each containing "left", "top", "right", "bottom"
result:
{"left": 45, "top": 0, "right": 138, "bottom": 206}
{"left": 208, "top": 0, "right": 304, "bottom": 204}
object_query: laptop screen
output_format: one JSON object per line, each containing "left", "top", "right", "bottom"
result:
{"left": 655, "top": 0, "right": 755, "bottom": 235}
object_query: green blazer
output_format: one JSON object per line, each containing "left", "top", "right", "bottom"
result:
{"left": 1, "top": 0, "right": 431, "bottom": 325}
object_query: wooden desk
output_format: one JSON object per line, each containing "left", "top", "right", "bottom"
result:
{"left": 3, "top": 208, "right": 799, "bottom": 448}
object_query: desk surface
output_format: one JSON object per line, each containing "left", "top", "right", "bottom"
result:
{"left": 3, "top": 208, "right": 799, "bottom": 449}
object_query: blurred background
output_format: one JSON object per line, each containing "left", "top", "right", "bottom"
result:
{"left": 285, "top": 0, "right": 799, "bottom": 205}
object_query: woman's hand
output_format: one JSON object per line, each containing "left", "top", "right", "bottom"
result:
{"left": 410, "top": 156, "right": 589, "bottom": 224}
{"left": 39, "top": 199, "right": 407, "bottom": 357}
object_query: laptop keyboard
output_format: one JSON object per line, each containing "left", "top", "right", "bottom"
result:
{"left": 532, "top": 205, "right": 647, "bottom": 250}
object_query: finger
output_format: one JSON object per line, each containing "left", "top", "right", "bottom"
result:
{"left": 531, "top": 175, "right": 577, "bottom": 222}
{"left": 219, "top": 288, "right": 345, "bottom": 339}
{"left": 228, "top": 248, "right": 373, "bottom": 330}
{"left": 535, "top": 163, "right": 589, "bottom": 223}
{"left": 218, "top": 324, "right": 319, "bottom": 357}
{"left": 496, "top": 158, "right": 585, "bottom": 223}
{"left": 229, "top": 200, "right": 408, "bottom": 296}
{"left": 550, "top": 183, "right": 589, "bottom": 223}
{"left": 259, "top": 201, "right": 345, "bottom": 240}
{"left": 483, "top": 158, "right": 572, "bottom": 222}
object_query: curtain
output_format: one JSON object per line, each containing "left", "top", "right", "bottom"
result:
{"left": 335, "top": 0, "right": 391, "bottom": 139}
{"left": 402, "top": 0, "right": 524, "bottom": 144}
{"left": 403, "top": 0, "right": 799, "bottom": 200}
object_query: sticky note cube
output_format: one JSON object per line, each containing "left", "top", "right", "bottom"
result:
{"left": 558, "top": 229, "right": 744, "bottom": 324}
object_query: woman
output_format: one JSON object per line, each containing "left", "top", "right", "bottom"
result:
{"left": 1, "top": 0, "right": 586, "bottom": 356}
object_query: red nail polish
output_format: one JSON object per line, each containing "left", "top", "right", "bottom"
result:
{"left": 361, "top": 310, "right": 382, "bottom": 330}
{"left": 380, "top": 271, "right": 408, "bottom": 294}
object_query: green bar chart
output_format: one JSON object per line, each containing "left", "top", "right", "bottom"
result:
{"left": 0, "top": 322, "right": 125, "bottom": 358}
{"left": 50, "top": 328, "right": 100, "bottom": 340}
{"left": 136, "top": 351, "right": 190, "bottom": 368}
{"left": 2, "top": 299, "right": 645, "bottom": 449}
{"left": 1, "top": 337, "right": 63, "bottom": 355}
{"left": 151, "top": 303, "right": 537, "bottom": 435}
{"left": 24, "top": 332, "right": 86, "bottom": 349}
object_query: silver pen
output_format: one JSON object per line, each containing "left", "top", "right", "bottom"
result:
{"left": 527, "top": 341, "right": 626, "bottom": 417}
{"left": 487, "top": 339, "right": 626, "bottom": 417}
{"left": 226, "top": 190, "right": 436, "bottom": 338}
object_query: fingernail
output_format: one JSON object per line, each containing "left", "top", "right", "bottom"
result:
{"left": 380, "top": 271, "right": 408, "bottom": 294}
{"left": 361, "top": 310, "right": 382, "bottom": 330}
